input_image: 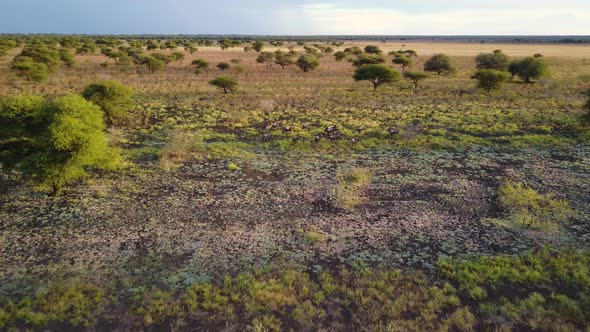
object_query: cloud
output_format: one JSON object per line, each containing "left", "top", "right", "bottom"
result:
{"left": 301, "top": 3, "right": 590, "bottom": 35}
{"left": 0, "top": 0, "right": 588, "bottom": 34}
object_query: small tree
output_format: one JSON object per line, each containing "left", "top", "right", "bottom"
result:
{"left": 11, "top": 56, "right": 49, "bottom": 83}
{"left": 82, "top": 80, "right": 135, "bottom": 126}
{"left": 142, "top": 56, "right": 165, "bottom": 73}
{"left": 218, "top": 39, "right": 233, "bottom": 50}
{"left": 296, "top": 54, "right": 320, "bottom": 72}
{"left": 170, "top": 51, "right": 185, "bottom": 63}
{"left": 364, "top": 45, "right": 383, "bottom": 54}
{"left": 424, "top": 54, "right": 455, "bottom": 75}
{"left": 209, "top": 76, "right": 238, "bottom": 94}
{"left": 353, "top": 64, "right": 401, "bottom": 94}
{"left": 252, "top": 40, "right": 264, "bottom": 53}
{"left": 403, "top": 71, "right": 429, "bottom": 92}
{"left": 217, "top": 62, "right": 231, "bottom": 70}
{"left": 472, "top": 69, "right": 510, "bottom": 92}
{"left": 508, "top": 57, "right": 549, "bottom": 83}
{"left": 274, "top": 51, "right": 294, "bottom": 69}
{"left": 344, "top": 47, "right": 363, "bottom": 56}
{"left": 392, "top": 55, "right": 412, "bottom": 72}
{"left": 476, "top": 50, "right": 509, "bottom": 70}
{"left": 256, "top": 52, "right": 275, "bottom": 67}
{"left": 59, "top": 48, "right": 76, "bottom": 67}
{"left": 191, "top": 59, "right": 209, "bottom": 75}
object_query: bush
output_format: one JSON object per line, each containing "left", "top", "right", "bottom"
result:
{"left": 217, "top": 62, "right": 231, "bottom": 70}
{"left": 424, "top": 53, "right": 455, "bottom": 75}
{"left": 296, "top": 54, "right": 319, "bottom": 72}
{"left": 82, "top": 80, "right": 135, "bottom": 126}
{"left": 0, "top": 94, "right": 121, "bottom": 195}
{"left": 508, "top": 57, "right": 549, "bottom": 83}
{"left": 351, "top": 53, "right": 385, "bottom": 67}
{"left": 498, "top": 180, "right": 574, "bottom": 228}
{"left": 363, "top": 45, "right": 383, "bottom": 54}
{"left": 11, "top": 56, "right": 49, "bottom": 82}
{"left": 475, "top": 50, "right": 509, "bottom": 70}
{"left": 472, "top": 69, "right": 510, "bottom": 92}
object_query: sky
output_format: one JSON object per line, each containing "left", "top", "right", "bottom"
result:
{"left": 0, "top": 0, "right": 589, "bottom": 35}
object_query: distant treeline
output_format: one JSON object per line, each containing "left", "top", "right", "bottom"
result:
{"left": 1, "top": 34, "right": 589, "bottom": 44}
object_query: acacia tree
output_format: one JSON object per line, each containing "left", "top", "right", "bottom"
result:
{"left": 170, "top": 51, "right": 185, "bottom": 63}
{"left": 142, "top": 56, "right": 165, "bottom": 73}
{"left": 364, "top": 45, "right": 383, "bottom": 54}
{"left": 252, "top": 40, "right": 264, "bottom": 53}
{"left": 256, "top": 52, "right": 275, "bottom": 67}
{"left": 218, "top": 39, "right": 233, "bottom": 50}
{"left": 352, "top": 54, "right": 386, "bottom": 67}
{"left": 472, "top": 69, "right": 510, "bottom": 92}
{"left": 59, "top": 48, "right": 76, "bottom": 68}
{"left": 82, "top": 81, "right": 135, "bottom": 126}
{"left": 403, "top": 71, "right": 429, "bottom": 92}
{"left": 392, "top": 55, "right": 412, "bottom": 72}
{"left": 0, "top": 95, "right": 121, "bottom": 195}
{"left": 296, "top": 54, "right": 319, "bottom": 72}
{"left": 274, "top": 51, "right": 294, "bottom": 69}
{"left": 11, "top": 56, "right": 49, "bottom": 82}
{"left": 508, "top": 57, "right": 549, "bottom": 83}
{"left": 353, "top": 64, "right": 401, "bottom": 94}
{"left": 424, "top": 54, "right": 455, "bottom": 75}
{"left": 476, "top": 50, "right": 509, "bottom": 70}
{"left": 191, "top": 59, "right": 209, "bottom": 75}
{"left": 209, "top": 76, "right": 238, "bottom": 94}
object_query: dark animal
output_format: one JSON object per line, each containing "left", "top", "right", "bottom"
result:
{"left": 314, "top": 134, "right": 322, "bottom": 143}
{"left": 283, "top": 126, "right": 292, "bottom": 133}
{"left": 356, "top": 126, "right": 366, "bottom": 133}
{"left": 292, "top": 135, "right": 301, "bottom": 143}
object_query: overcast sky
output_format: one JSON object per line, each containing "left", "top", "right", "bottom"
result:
{"left": 1, "top": 0, "right": 589, "bottom": 35}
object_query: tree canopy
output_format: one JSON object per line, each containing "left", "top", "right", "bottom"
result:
{"left": 352, "top": 54, "right": 386, "bottom": 67}
{"left": 424, "top": 54, "right": 455, "bottom": 75}
{"left": 296, "top": 55, "right": 320, "bottom": 73}
{"left": 476, "top": 50, "right": 509, "bottom": 70}
{"left": 353, "top": 64, "right": 401, "bottom": 94}
{"left": 0, "top": 95, "right": 120, "bottom": 195}
{"left": 508, "top": 57, "right": 549, "bottom": 83}
{"left": 209, "top": 76, "right": 238, "bottom": 94}
{"left": 472, "top": 69, "right": 510, "bottom": 92}
{"left": 82, "top": 81, "right": 135, "bottom": 126}
{"left": 403, "top": 71, "right": 430, "bottom": 92}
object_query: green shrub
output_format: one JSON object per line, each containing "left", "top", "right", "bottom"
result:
{"left": 472, "top": 69, "right": 510, "bottom": 92}
{"left": 0, "top": 94, "right": 121, "bottom": 195}
{"left": 82, "top": 80, "right": 135, "bottom": 126}
{"left": 498, "top": 180, "right": 574, "bottom": 228}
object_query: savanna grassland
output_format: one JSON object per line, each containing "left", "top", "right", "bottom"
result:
{"left": 1, "top": 37, "right": 590, "bottom": 331}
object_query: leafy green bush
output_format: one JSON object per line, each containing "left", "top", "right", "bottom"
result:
{"left": 472, "top": 69, "right": 510, "bottom": 92}
{"left": 82, "top": 80, "right": 135, "bottom": 126}
{"left": 0, "top": 94, "right": 121, "bottom": 195}
{"left": 498, "top": 180, "right": 574, "bottom": 228}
